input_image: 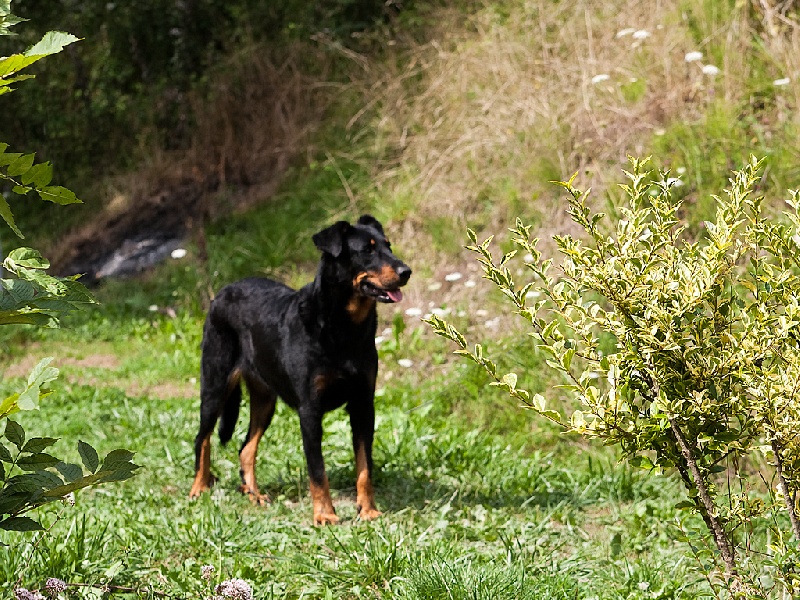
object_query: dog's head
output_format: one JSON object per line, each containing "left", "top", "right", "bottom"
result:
{"left": 313, "top": 215, "right": 411, "bottom": 303}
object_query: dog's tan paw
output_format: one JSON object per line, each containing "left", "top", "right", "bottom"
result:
{"left": 239, "top": 485, "right": 271, "bottom": 506}
{"left": 314, "top": 511, "right": 340, "bottom": 526}
{"left": 189, "top": 474, "right": 216, "bottom": 499}
{"left": 358, "top": 507, "right": 382, "bottom": 521}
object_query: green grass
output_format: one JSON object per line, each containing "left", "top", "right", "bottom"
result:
{"left": 0, "top": 179, "right": 710, "bottom": 597}
{"left": 0, "top": 288, "right": 708, "bottom": 598}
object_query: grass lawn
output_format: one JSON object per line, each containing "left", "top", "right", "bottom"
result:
{"left": 0, "top": 279, "right": 704, "bottom": 598}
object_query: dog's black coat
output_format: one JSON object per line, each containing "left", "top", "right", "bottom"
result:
{"left": 190, "top": 215, "right": 410, "bottom": 524}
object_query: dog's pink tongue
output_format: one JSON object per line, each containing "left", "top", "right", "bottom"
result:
{"left": 387, "top": 289, "right": 404, "bottom": 303}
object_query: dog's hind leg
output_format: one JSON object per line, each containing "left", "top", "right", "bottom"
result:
{"left": 190, "top": 316, "right": 240, "bottom": 498}
{"left": 238, "top": 376, "right": 276, "bottom": 506}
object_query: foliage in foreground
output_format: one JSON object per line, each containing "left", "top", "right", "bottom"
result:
{"left": 0, "top": 0, "right": 138, "bottom": 548}
{"left": 429, "top": 157, "right": 800, "bottom": 597}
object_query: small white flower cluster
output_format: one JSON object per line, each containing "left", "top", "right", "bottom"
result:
{"left": 214, "top": 579, "right": 253, "bottom": 600}
{"left": 14, "top": 589, "right": 45, "bottom": 600}
{"left": 201, "top": 565, "right": 215, "bottom": 580}
{"left": 616, "top": 28, "right": 650, "bottom": 40}
{"left": 44, "top": 579, "right": 67, "bottom": 596}
{"left": 683, "top": 50, "right": 720, "bottom": 76}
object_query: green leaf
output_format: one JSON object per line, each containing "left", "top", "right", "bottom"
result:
{"left": 100, "top": 449, "right": 137, "bottom": 471}
{"left": 4, "top": 420, "right": 24, "bottom": 449}
{"left": 0, "top": 516, "right": 42, "bottom": 531}
{"left": 0, "top": 150, "right": 22, "bottom": 166}
{"left": 20, "top": 161, "right": 53, "bottom": 187}
{"left": 501, "top": 372, "right": 517, "bottom": 390}
{"left": 0, "top": 491, "right": 28, "bottom": 515}
{"left": 630, "top": 455, "right": 655, "bottom": 470}
{"left": 38, "top": 185, "right": 80, "bottom": 205}
{"left": 0, "top": 53, "right": 40, "bottom": 78}
{"left": 15, "top": 357, "right": 58, "bottom": 412}
{"left": 55, "top": 462, "right": 82, "bottom": 482}
{"left": 0, "top": 393, "right": 21, "bottom": 419}
{"left": 21, "top": 437, "right": 58, "bottom": 454}
{"left": 0, "top": 194, "right": 22, "bottom": 238}
{"left": 24, "top": 31, "right": 79, "bottom": 57}
{"left": 7, "top": 247, "right": 49, "bottom": 270}
{"left": 17, "top": 453, "right": 58, "bottom": 471}
{"left": 78, "top": 441, "right": 99, "bottom": 474}
{"left": 6, "top": 153, "right": 34, "bottom": 177}
{"left": 0, "top": 442, "right": 12, "bottom": 463}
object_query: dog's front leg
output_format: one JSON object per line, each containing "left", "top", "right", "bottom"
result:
{"left": 349, "top": 403, "right": 381, "bottom": 521}
{"left": 299, "top": 411, "right": 339, "bottom": 525}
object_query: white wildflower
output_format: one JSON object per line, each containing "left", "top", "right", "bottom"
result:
{"left": 615, "top": 28, "right": 635, "bottom": 38}
{"left": 148, "top": 304, "right": 159, "bottom": 312}
{"left": 215, "top": 579, "right": 253, "bottom": 600}
{"left": 374, "top": 336, "right": 385, "bottom": 345}
{"left": 464, "top": 280, "right": 477, "bottom": 288}
{"left": 676, "top": 166, "right": 686, "bottom": 175}
{"left": 591, "top": 74, "right": 610, "bottom": 84}
{"left": 701, "top": 64, "right": 720, "bottom": 76}
{"left": 444, "top": 272, "right": 463, "bottom": 282}
{"left": 170, "top": 248, "right": 187, "bottom": 259}
{"left": 666, "top": 177, "right": 683, "bottom": 187}
{"left": 431, "top": 307, "right": 450, "bottom": 317}
{"left": 201, "top": 565, "right": 215, "bottom": 581}
{"left": 774, "top": 77, "right": 791, "bottom": 86}
{"left": 15, "top": 590, "right": 45, "bottom": 600}
{"left": 45, "top": 578, "right": 67, "bottom": 596}
{"left": 475, "top": 309, "right": 489, "bottom": 317}
{"left": 405, "top": 307, "right": 423, "bottom": 317}
{"left": 427, "top": 281, "right": 442, "bottom": 291}
{"left": 632, "top": 30, "right": 650, "bottom": 40}
{"left": 397, "top": 359, "right": 413, "bottom": 368}
{"left": 684, "top": 51, "right": 703, "bottom": 62}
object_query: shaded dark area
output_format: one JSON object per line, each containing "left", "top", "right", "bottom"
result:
{"left": 0, "top": 0, "right": 404, "bottom": 179}
{"left": 0, "top": 1, "right": 414, "bottom": 280}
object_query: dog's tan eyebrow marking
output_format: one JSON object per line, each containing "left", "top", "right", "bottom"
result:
{"left": 370, "top": 238, "right": 376, "bottom": 246}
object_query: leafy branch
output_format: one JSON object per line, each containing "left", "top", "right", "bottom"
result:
{"left": 428, "top": 156, "right": 800, "bottom": 596}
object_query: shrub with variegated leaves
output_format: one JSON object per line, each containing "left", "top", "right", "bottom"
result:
{"left": 428, "top": 156, "right": 800, "bottom": 597}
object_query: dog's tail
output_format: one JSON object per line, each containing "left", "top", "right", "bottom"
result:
{"left": 218, "top": 370, "right": 242, "bottom": 445}
{"left": 200, "top": 306, "right": 243, "bottom": 446}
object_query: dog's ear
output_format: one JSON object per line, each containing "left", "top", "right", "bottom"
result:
{"left": 313, "top": 221, "right": 351, "bottom": 257}
{"left": 357, "top": 214, "right": 384, "bottom": 235}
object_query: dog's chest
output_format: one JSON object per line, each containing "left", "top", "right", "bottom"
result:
{"left": 313, "top": 354, "right": 376, "bottom": 409}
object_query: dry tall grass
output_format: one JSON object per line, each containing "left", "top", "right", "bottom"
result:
{"left": 54, "top": 0, "right": 800, "bottom": 279}
{"left": 342, "top": 0, "right": 800, "bottom": 253}
{"left": 52, "top": 42, "right": 337, "bottom": 275}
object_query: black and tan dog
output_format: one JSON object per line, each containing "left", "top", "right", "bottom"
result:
{"left": 189, "top": 215, "right": 411, "bottom": 524}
